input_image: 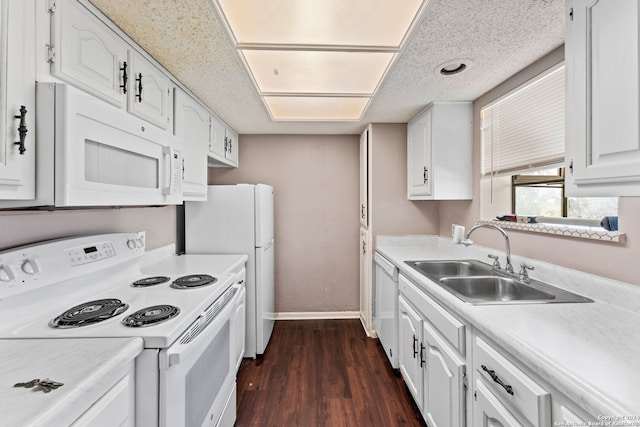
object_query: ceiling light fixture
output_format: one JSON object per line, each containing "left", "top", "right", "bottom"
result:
{"left": 210, "top": 0, "right": 429, "bottom": 121}
{"left": 436, "top": 59, "right": 473, "bottom": 76}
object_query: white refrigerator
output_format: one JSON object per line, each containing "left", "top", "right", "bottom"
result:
{"left": 185, "top": 184, "right": 275, "bottom": 358}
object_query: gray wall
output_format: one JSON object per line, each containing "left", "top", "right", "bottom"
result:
{"left": 209, "top": 134, "right": 360, "bottom": 313}
{"left": 0, "top": 206, "right": 176, "bottom": 251}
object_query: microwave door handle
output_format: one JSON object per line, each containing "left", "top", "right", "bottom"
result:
{"left": 162, "top": 146, "right": 177, "bottom": 196}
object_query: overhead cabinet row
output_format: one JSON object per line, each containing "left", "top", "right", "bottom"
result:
{"left": 0, "top": 0, "right": 239, "bottom": 205}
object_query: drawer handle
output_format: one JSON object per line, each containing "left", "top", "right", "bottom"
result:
{"left": 481, "top": 365, "right": 514, "bottom": 396}
{"left": 412, "top": 335, "right": 418, "bottom": 358}
{"left": 14, "top": 106, "right": 28, "bottom": 155}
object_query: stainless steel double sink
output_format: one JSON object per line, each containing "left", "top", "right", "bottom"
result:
{"left": 404, "top": 260, "right": 593, "bottom": 305}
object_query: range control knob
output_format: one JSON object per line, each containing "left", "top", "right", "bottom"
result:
{"left": 127, "top": 239, "right": 137, "bottom": 249}
{"left": 0, "top": 265, "right": 14, "bottom": 282}
{"left": 21, "top": 259, "right": 39, "bottom": 275}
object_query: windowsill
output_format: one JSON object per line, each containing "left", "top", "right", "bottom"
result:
{"left": 476, "top": 219, "right": 626, "bottom": 244}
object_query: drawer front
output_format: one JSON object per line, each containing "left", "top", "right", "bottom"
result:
{"left": 474, "top": 336, "right": 551, "bottom": 427}
{"left": 398, "top": 274, "right": 465, "bottom": 355}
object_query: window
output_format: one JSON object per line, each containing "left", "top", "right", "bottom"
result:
{"left": 512, "top": 168, "right": 618, "bottom": 219}
{"left": 480, "top": 63, "right": 618, "bottom": 229}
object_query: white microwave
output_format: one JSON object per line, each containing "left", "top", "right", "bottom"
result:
{"left": 0, "top": 82, "right": 183, "bottom": 208}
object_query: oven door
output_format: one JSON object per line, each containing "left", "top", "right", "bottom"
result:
{"left": 41, "top": 82, "right": 183, "bottom": 207}
{"left": 159, "top": 294, "right": 235, "bottom": 427}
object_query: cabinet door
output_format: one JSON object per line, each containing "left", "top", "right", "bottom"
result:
{"left": 225, "top": 127, "right": 239, "bottom": 167}
{"left": 174, "top": 89, "right": 209, "bottom": 201}
{"left": 359, "top": 126, "right": 369, "bottom": 227}
{"left": 234, "top": 285, "right": 246, "bottom": 373}
{"left": 128, "top": 51, "right": 173, "bottom": 130}
{"left": 473, "top": 380, "right": 524, "bottom": 427}
{"left": 0, "top": 0, "right": 36, "bottom": 200}
{"left": 398, "top": 296, "right": 423, "bottom": 410}
{"left": 422, "top": 321, "right": 465, "bottom": 427}
{"left": 209, "top": 115, "right": 226, "bottom": 159}
{"left": 407, "top": 107, "right": 432, "bottom": 198}
{"left": 359, "top": 227, "right": 373, "bottom": 335}
{"left": 566, "top": 0, "right": 640, "bottom": 196}
{"left": 53, "top": 0, "right": 127, "bottom": 107}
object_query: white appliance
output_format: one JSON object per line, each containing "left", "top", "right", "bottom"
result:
{"left": 0, "top": 82, "right": 183, "bottom": 209}
{"left": 185, "top": 184, "right": 275, "bottom": 358}
{"left": 374, "top": 252, "right": 399, "bottom": 369}
{"left": 0, "top": 232, "right": 246, "bottom": 427}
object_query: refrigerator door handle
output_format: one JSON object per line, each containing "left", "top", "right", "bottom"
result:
{"left": 263, "top": 239, "right": 274, "bottom": 251}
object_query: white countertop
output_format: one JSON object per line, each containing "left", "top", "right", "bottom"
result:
{"left": 0, "top": 337, "right": 143, "bottom": 427}
{"left": 376, "top": 235, "right": 640, "bottom": 418}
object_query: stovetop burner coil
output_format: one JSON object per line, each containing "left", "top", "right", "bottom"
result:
{"left": 132, "top": 276, "right": 170, "bottom": 287}
{"left": 122, "top": 305, "right": 180, "bottom": 328}
{"left": 171, "top": 274, "right": 217, "bottom": 289}
{"left": 49, "top": 299, "right": 129, "bottom": 329}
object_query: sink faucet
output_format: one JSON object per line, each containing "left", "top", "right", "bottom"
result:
{"left": 461, "top": 223, "right": 514, "bottom": 274}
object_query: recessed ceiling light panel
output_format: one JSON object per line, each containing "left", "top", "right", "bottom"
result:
{"left": 242, "top": 50, "right": 395, "bottom": 94}
{"left": 216, "top": 0, "right": 426, "bottom": 48}
{"left": 264, "top": 96, "right": 370, "bottom": 121}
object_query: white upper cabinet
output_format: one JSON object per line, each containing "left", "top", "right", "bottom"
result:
{"left": 208, "top": 114, "right": 239, "bottom": 168}
{"left": 0, "top": 0, "right": 36, "bottom": 200}
{"left": 127, "top": 51, "right": 173, "bottom": 130}
{"left": 359, "top": 126, "right": 370, "bottom": 227}
{"left": 52, "top": 0, "right": 127, "bottom": 108}
{"left": 407, "top": 102, "right": 472, "bottom": 200}
{"left": 175, "top": 88, "right": 209, "bottom": 201}
{"left": 224, "top": 126, "right": 239, "bottom": 167}
{"left": 566, "top": 0, "right": 640, "bottom": 196}
{"left": 51, "top": 0, "right": 173, "bottom": 132}
{"left": 209, "top": 115, "right": 226, "bottom": 159}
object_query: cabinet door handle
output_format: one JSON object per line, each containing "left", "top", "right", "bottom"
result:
{"left": 228, "top": 139, "right": 232, "bottom": 154}
{"left": 420, "top": 343, "right": 426, "bottom": 367}
{"left": 481, "top": 365, "right": 514, "bottom": 395}
{"left": 135, "top": 73, "right": 143, "bottom": 102}
{"left": 361, "top": 204, "right": 365, "bottom": 219}
{"left": 120, "top": 61, "right": 128, "bottom": 94}
{"left": 423, "top": 166, "right": 429, "bottom": 184}
{"left": 412, "top": 334, "right": 418, "bottom": 358}
{"left": 362, "top": 240, "right": 367, "bottom": 254}
{"left": 14, "top": 106, "right": 28, "bottom": 155}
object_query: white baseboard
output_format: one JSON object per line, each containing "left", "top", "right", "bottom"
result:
{"left": 274, "top": 311, "right": 360, "bottom": 320}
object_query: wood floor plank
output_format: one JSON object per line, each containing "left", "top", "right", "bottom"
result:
{"left": 236, "top": 319, "right": 426, "bottom": 427}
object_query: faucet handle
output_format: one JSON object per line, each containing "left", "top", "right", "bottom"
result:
{"left": 519, "top": 263, "right": 535, "bottom": 282}
{"left": 487, "top": 254, "right": 501, "bottom": 269}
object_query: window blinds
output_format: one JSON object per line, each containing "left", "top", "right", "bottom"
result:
{"left": 481, "top": 64, "right": 565, "bottom": 175}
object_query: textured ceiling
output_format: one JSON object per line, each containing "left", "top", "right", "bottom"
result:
{"left": 88, "top": 0, "right": 565, "bottom": 135}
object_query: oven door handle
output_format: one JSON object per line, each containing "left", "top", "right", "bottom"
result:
{"left": 160, "top": 296, "right": 235, "bottom": 370}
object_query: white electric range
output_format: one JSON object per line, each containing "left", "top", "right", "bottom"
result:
{"left": 0, "top": 232, "right": 248, "bottom": 427}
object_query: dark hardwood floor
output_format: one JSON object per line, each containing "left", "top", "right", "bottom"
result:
{"left": 236, "top": 319, "right": 427, "bottom": 427}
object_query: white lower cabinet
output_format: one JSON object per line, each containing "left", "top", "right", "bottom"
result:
{"left": 359, "top": 227, "right": 373, "bottom": 335}
{"left": 422, "top": 320, "right": 466, "bottom": 427}
{"left": 398, "top": 274, "right": 466, "bottom": 425}
{"left": 474, "top": 336, "right": 551, "bottom": 427}
{"left": 399, "top": 295, "right": 423, "bottom": 409}
{"left": 474, "top": 379, "right": 524, "bottom": 427}
{"left": 71, "top": 370, "right": 135, "bottom": 427}
{"left": 233, "top": 280, "right": 246, "bottom": 373}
